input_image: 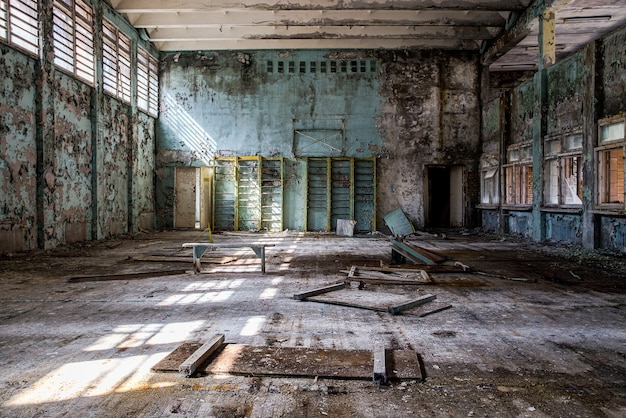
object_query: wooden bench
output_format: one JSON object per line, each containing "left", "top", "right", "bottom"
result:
{"left": 182, "top": 242, "right": 275, "bottom": 273}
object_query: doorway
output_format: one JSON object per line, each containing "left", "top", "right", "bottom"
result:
{"left": 426, "top": 165, "right": 464, "bottom": 228}
{"left": 174, "top": 167, "right": 212, "bottom": 229}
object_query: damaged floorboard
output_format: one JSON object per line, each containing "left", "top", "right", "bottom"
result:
{"left": 153, "top": 343, "right": 423, "bottom": 382}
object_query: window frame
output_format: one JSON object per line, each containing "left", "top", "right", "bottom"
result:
{"left": 595, "top": 115, "right": 626, "bottom": 211}
{"left": 503, "top": 141, "right": 533, "bottom": 208}
{"left": 102, "top": 18, "right": 131, "bottom": 104}
{"left": 137, "top": 46, "right": 158, "bottom": 117}
{"left": 478, "top": 153, "right": 499, "bottom": 208}
{"left": 53, "top": 0, "right": 94, "bottom": 85}
{"left": 542, "top": 130, "right": 583, "bottom": 209}
{"left": 0, "top": 0, "right": 39, "bottom": 57}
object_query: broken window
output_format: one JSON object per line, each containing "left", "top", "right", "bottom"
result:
{"left": 596, "top": 118, "right": 625, "bottom": 207}
{"left": 53, "top": 0, "right": 94, "bottom": 85}
{"left": 1, "top": 0, "right": 39, "bottom": 57}
{"left": 504, "top": 142, "right": 533, "bottom": 206}
{"left": 137, "top": 46, "right": 159, "bottom": 117}
{"left": 543, "top": 132, "right": 583, "bottom": 207}
{"left": 103, "top": 18, "right": 131, "bottom": 104}
{"left": 479, "top": 153, "right": 499, "bottom": 206}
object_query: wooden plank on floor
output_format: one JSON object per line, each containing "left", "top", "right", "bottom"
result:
{"left": 373, "top": 343, "right": 387, "bottom": 384}
{"left": 293, "top": 282, "right": 346, "bottom": 300}
{"left": 179, "top": 334, "right": 225, "bottom": 377}
{"left": 306, "top": 288, "right": 435, "bottom": 315}
{"left": 66, "top": 269, "right": 188, "bottom": 283}
{"left": 388, "top": 294, "right": 436, "bottom": 315}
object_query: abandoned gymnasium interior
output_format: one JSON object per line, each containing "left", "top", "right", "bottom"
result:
{"left": 1, "top": 0, "right": 626, "bottom": 416}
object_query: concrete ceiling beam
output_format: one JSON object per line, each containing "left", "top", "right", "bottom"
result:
{"left": 127, "top": 10, "right": 509, "bottom": 28}
{"left": 153, "top": 38, "right": 481, "bottom": 51}
{"left": 114, "top": 0, "right": 530, "bottom": 13}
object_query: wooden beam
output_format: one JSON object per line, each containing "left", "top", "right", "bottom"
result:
{"left": 373, "top": 343, "right": 387, "bottom": 384}
{"left": 66, "top": 269, "right": 187, "bottom": 283}
{"left": 293, "top": 282, "right": 346, "bottom": 300}
{"left": 388, "top": 294, "right": 436, "bottom": 315}
{"left": 179, "top": 334, "right": 225, "bottom": 377}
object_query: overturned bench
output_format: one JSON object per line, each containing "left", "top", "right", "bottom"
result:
{"left": 182, "top": 242, "right": 275, "bottom": 273}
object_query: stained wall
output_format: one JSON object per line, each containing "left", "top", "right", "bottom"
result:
{"left": 157, "top": 49, "right": 482, "bottom": 231}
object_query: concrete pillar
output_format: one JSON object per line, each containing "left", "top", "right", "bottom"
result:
{"left": 91, "top": 1, "right": 104, "bottom": 240}
{"left": 36, "top": 1, "right": 56, "bottom": 249}
{"left": 581, "top": 42, "right": 600, "bottom": 249}
{"left": 531, "top": 9, "right": 556, "bottom": 242}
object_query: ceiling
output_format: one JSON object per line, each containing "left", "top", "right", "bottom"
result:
{"left": 109, "top": 0, "right": 626, "bottom": 72}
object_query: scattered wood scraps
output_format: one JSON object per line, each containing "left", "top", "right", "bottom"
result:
{"left": 341, "top": 265, "right": 432, "bottom": 285}
{"left": 391, "top": 239, "right": 447, "bottom": 265}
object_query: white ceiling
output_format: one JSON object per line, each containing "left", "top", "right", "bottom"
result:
{"left": 109, "top": 0, "right": 626, "bottom": 72}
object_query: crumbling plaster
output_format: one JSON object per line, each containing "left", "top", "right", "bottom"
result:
{"left": 0, "top": 46, "right": 38, "bottom": 254}
{"left": 0, "top": 47, "right": 157, "bottom": 255}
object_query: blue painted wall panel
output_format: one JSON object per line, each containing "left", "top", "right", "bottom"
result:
{"left": 544, "top": 213, "right": 582, "bottom": 244}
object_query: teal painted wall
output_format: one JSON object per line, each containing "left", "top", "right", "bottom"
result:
{"left": 157, "top": 49, "right": 483, "bottom": 231}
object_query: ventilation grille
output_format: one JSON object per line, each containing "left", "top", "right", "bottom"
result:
{"left": 267, "top": 59, "right": 377, "bottom": 75}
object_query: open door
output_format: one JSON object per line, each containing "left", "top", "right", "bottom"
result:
{"left": 426, "top": 165, "right": 465, "bottom": 228}
{"left": 174, "top": 167, "right": 197, "bottom": 228}
{"left": 174, "top": 167, "right": 212, "bottom": 229}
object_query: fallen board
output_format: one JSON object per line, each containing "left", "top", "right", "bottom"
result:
{"left": 305, "top": 289, "right": 435, "bottom": 314}
{"left": 67, "top": 269, "right": 188, "bottom": 283}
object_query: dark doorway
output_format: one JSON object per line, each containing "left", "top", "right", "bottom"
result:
{"left": 427, "top": 166, "right": 450, "bottom": 228}
{"left": 426, "top": 165, "right": 464, "bottom": 228}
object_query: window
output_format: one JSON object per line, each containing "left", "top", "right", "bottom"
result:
{"left": 543, "top": 132, "right": 583, "bottom": 207}
{"left": 103, "top": 18, "right": 131, "bottom": 103}
{"left": 596, "top": 117, "right": 625, "bottom": 208}
{"left": 504, "top": 142, "right": 533, "bottom": 206}
{"left": 479, "top": 153, "right": 499, "bottom": 205}
{"left": 137, "top": 47, "right": 158, "bottom": 116}
{"left": 0, "top": 0, "right": 39, "bottom": 56}
{"left": 53, "top": 0, "right": 94, "bottom": 85}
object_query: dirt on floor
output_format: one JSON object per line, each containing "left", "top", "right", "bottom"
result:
{"left": 0, "top": 229, "right": 625, "bottom": 417}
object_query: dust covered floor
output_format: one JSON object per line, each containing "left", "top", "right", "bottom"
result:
{"left": 0, "top": 230, "right": 625, "bottom": 417}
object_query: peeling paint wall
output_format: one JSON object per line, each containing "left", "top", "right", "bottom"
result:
{"left": 545, "top": 213, "right": 581, "bottom": 244}
{"left": 98, "top": 96, "right": 130, "bottom": 238}
{"left": 0, "top": 45, "right": 37, "bottom": 253}
{"left": 134, "top": 113, "right": 156, "bottom": 231}
{"left": 546, "top": 54, "right": 586, "bottom": 135}
{"left": 0, "top": 36, "right": 157, "bottom": 255}
{"left": 510, "top": 80, "right": 535, "bottom": 144}
{"left": 47, "top": 73, "right": 93, "bottom": 246}
{"left": 506, "top": 211, "right": 533, "bottom": 237}
{"left": 157, "top": 49, "right": 482, "bottom": 231}
{"left": 601, "top": 26, "right": 626, "bottom": 117}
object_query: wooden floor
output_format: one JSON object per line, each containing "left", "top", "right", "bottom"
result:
{"left": 0, "top": 230, "right": 625, "bottom": 417}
